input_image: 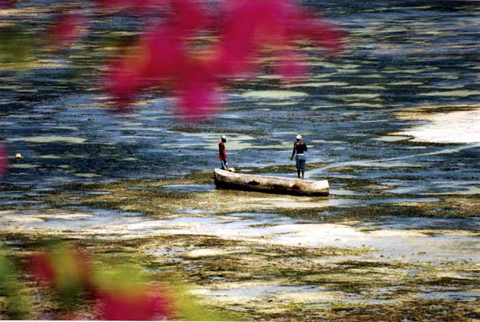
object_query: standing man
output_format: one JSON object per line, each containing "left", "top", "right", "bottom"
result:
{"left": 291, "top": 134, "right": 307, "bottom": 178}
{"left": 219, "top": 135, "right": 228, "bottom": 170}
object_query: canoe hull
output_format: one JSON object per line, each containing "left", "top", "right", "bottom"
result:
{"left": 213, "top": 169, "right": 329, "bottom": 196}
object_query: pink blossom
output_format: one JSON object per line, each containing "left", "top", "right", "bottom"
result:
{"left": 275, "top": 51, "right": 308, "bottom": 80}
{"left": 96, "top": 286, "right": 172, "bottom": 320}
{"left": 288, "top": 13, "right": 347, "bottom": 51}
{"left": 214, "top": 0, "right": 345, "bottom": 79}
{"left": 49, "top": 14, "right": 87, "bottom": 47}
{"left": 176, "top": 75, "right": 222, "bottom": 118}
{"left": 104, "top": 60, "right": 145, "bottom": 107}
{"left": 29, "top": 253, "right": 56, "bottom": 286}
{"left": 141, "top": 25, "right": 187, "bottom": 82}
{"left": 29, "top": 245, "right": 94, "bottom": 292}
{"left": 213, "top": 0, "right": 292, "bottom": 76}
{"left": 169, "top": 0, "right": 208, "bottom": 35}
{"left": 104, "top": 26, "right": 187, "bottom": 109}
{"left": 102, "top": 0, "right": 346, "bottom": 117}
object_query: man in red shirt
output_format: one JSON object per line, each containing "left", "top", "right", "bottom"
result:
{"left": 219, "top": 135, "right": 228, "bottom": 169}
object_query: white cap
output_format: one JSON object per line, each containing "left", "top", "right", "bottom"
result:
{"left": 296, "top": 134, "right": 302, "bottom": 140}
{"left": 221, "top": 135, "right": 227, "bottom": 141}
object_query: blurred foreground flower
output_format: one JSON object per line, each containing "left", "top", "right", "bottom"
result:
{"left": 48, "top": 14, "right": 87, "bottom": 48}
{"left": 2, "top": 241, "right": 235, "bottom": 320}
{"left": 29, "top": 243, "right": 94, "bottom": 300}
{"left": 96, "top": 286, "right": 172, "bottom": 320}
{"left": 103, "top": 0, "right": 346, "bottom": 116}
{"left": 27, "top": 242, "right": 235, "bottom": 320}
{"left": 29, "top": 243, "right": 174, "bottom": 320}
{"left": 215, "top": 0, "right": 345, "bottom": 76}
{"left": 0, "top": 0, "right": 346, "bottom": 119}
{"left": 0, "top": 252, "right": 32, "bottom": 320}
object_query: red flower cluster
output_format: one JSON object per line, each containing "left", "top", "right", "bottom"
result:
{"left": 47, "top": 0, "right": 346, "bottom": 117}
{"left": 29, "top": 244, "right": 173, "bottom": 320}
{"left": 105, "top": 0, "right": 346, "bottom": 115}
{"left": 48, "top": 14, "right": 87, "bottom": 47}
{"left": 96, "top": 286, "right": 172, "bottom": 320}
{"left": 29, "top": 244, "right": 94, "bottom": 292}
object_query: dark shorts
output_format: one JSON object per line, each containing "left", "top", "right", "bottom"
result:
{"left": 296, "top": 154, "right": 306, "bottom": 170}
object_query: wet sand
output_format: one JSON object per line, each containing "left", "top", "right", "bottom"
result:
{"left": 1, "top": 162, "right": 478, "bottom": 319}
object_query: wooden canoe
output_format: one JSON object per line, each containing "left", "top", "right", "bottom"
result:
{"left": 213, "top": 169, "right": 329, "bottom": 196}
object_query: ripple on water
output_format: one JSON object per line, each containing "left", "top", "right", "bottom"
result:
{"left": 386, "top": 183, "right": 480, "bottom": 195}
{"left": 162, "top": 184, "right": 216, "bottom": 192}
{"left": 208, "top": 284, "right": 320, "bottom": 300}
{"left": 240, "top": 90, "right": 308, "bottom": 100}
{"left": 417, "top": 292, "right": 480, "bottom": 302}
{"left": 128, "top": 184, "right": 216, "bottom": 193}
{"left": 10, "top": 164, "right": 39, "bottom": 169}
{"left": 74, "top": 173, "right": 102, "bottom": 178}
{"left": 329, "top": 189, "right": 367, "bottom": 196}
{"left": 372, "top": 136, "right": 410, "bottom": 142}
{"left": 85, "top": 191, "right": 111, "bottom": 195}
{"left": 374, "top": 216, "right": 480, "bottom": 231}
{"left": 420, "top": 90, "right": 480, "bottom": 97}
{"left": 8, "top": 136, "right": 87, "bottom": 144}
{"left": 176, "top": 208, "right": 216, "bottom": 214}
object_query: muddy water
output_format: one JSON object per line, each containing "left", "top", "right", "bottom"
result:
{"left": 0, "top": 0, "right": 479, "bottom": 318}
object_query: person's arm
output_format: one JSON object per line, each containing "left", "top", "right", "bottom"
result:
{"left": 304, "top": 143, "right": 308, "bottom": 152}
{"left": 290, "top": 143, "right": 296, "bottom": 160}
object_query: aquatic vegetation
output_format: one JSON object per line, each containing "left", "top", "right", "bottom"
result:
{"left": 1, "top": 201, "right": 479, "bottom": 321}
{"left": 0, "top": 251, "right": 32, "bottom": 320}
{"left": 0, "top": 241, "right": 234, "bottom": 320}
{"left": 29, "top": 243, "right": 95, "bottom": 305}
{"left": 0, "top": 28, "right": 33, "bottom": 66}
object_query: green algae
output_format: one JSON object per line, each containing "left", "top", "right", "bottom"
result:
{"left": 1, "top": 224, "right": 479, "bottom": 321}
{"left": 1, "top": 167, "right": 479, "bottom": 320}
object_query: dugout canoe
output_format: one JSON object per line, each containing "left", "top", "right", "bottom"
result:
{"left": 213, "top": 169, "right": 329, "bottom": 196}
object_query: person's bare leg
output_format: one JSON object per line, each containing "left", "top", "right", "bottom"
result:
{"left": 301, "top": 170, "right": 305, "bottom": 179}
{"left": 297, "top": 169, "right": 301, "bottom": 178}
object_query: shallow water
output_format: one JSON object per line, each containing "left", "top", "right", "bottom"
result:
{"left": 208, "top": 284, "right": 321, "bottom": 300}
{"left": 2, "top": 208, "right": 477, "bottom": 262}
{"left": 0, "top": 1, "right": 478, "bottom": 193}
{"left": 0, "top": 0, "right": 479, "bottom": 295}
